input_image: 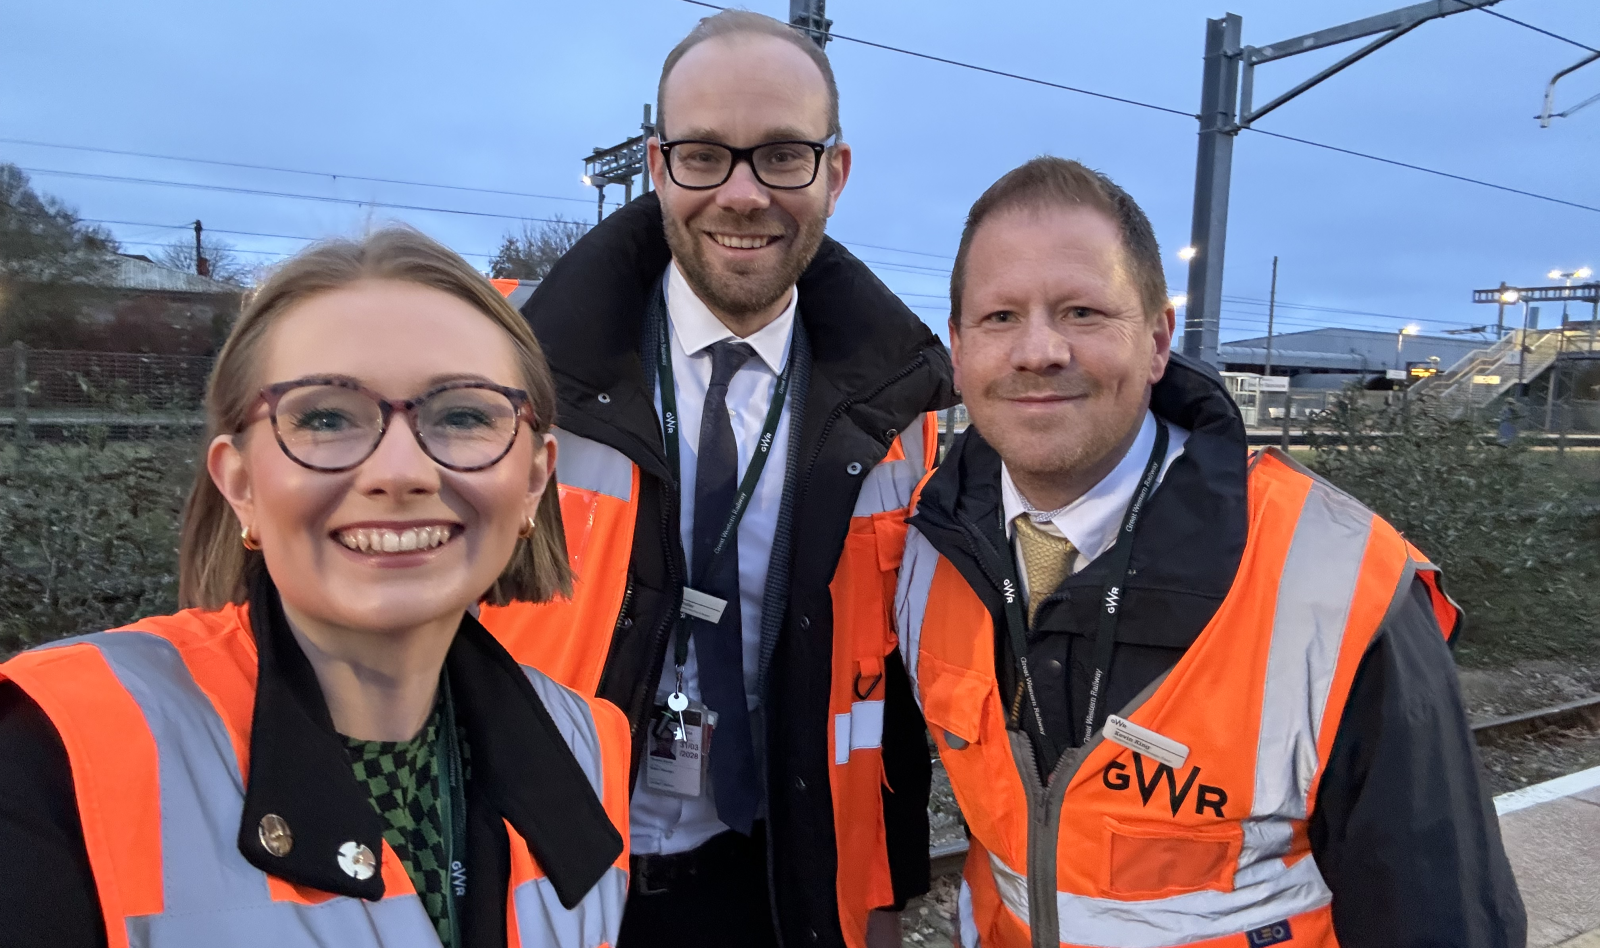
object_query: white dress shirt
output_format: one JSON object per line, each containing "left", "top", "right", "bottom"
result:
{"left": 1000, "top": 410, "right": 1190, "bottom": 596}
{"left": 631, "top": 261, "right": 798, "bottom": 856}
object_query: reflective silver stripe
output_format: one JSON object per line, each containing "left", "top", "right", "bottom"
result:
{"left": 512, "top": 669, "right": 627, "bottom": 947}
{"left": 523, "top": 666, "right": 607, "bottom": 800}
{"left": 70, "top": 631, "right": 621, "bottom": 948}
{"left": 957, "top": 876, "right": 981, "bottom": 948}
{"left": 987, "top": 849, "right": 1332, "bottom": 948}
{"left": 832, "top": 699, "right": 886, "bottom": 764}
{"left": 851, "top": 415, "right": 932, "bottom": 517}
{"left": 1251, "top": 479, "right": 1374, "bottom": 828}
{"left": 553, "top": 429, "right": 633, "bottom": 502}
{"left": 513, "top": 865, "right": 627, "bottom": 948}
{"left": 894, "top": 527, "right": 942, "bottom": 699}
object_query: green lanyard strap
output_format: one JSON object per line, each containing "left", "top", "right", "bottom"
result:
{"left": 436, "top": 675, "right": 467, "bottom": 948}
{"left": 656, "top": 313, "right": 793, "bottom": 674}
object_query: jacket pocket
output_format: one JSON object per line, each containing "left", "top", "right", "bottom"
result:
{"left": 917, "top": 650, "right": 993, "bottom": 751}
{"left": 1100, "top": 816, "right": 1241, "bottom": 899}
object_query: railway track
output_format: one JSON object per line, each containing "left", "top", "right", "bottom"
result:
{"left": 926, "top": 693, "right": 1600, "bottom": 878}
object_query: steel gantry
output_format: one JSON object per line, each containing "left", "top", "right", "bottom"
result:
{"left": 1182, "top": 0, "right": 1503, "bottom": 366}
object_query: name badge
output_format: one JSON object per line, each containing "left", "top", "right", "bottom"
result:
{"left": 680, "top": 587, "right": 729, "bottom": 624}
{"left": 1104, "top": 714, "right": 1189, "bottom": 770}
{"left": 645, "top": 704, "right": 718, "bottom": 799}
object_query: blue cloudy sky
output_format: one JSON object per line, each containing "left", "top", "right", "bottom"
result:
{"left": 3, "top": 0, "right": 1595, "bottom": 344}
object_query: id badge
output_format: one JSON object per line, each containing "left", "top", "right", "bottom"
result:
{"left": 644, "top": 702, "right": 718, "bottom": 799}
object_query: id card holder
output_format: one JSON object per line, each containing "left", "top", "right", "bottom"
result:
{"left": 644, "top": 702, "right": 718, "bottom": 799}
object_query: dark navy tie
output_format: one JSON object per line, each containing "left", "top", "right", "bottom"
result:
{"left": 691, "top": 340, "right": 759, "bottom": 834}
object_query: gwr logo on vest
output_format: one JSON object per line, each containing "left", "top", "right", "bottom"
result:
{"left": 1101, "top": 752, "right": 1229, "bottom": 817}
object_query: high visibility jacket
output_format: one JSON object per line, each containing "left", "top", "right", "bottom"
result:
{"left": 0, "top": 605, "right": 631, "bottom": 948}
{"left": 896, "top": 448, "right": 1461, "bottom": 948}
{"left": 481, "top": 411, "right": 940, "bottom": 946}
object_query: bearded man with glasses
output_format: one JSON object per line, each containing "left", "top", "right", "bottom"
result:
{"left": 478, "top": 10, "right": 955, "bottom": 948}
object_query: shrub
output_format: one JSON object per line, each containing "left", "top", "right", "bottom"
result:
{"left": 0, "top": 437, "right": 197, "bottom": 658}
{"left": 1304, "top": 395, "right": 1600, "bottom": 666}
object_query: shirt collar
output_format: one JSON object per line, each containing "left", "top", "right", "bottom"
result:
{"left": 1001, "top": 410, "right": 1166, "bottom": 562}
{"left": 666, "top": 260, "right": 796, "bottom": 374}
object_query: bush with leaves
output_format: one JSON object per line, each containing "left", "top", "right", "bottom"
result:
{"left": 0, "top": 437, "right": 196, "bottom": 658}
{"left": 1304, "top": 394, "right": 1600, "bottom": 665}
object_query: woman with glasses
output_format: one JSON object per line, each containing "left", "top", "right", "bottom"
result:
{"left": 0, "top": 229, "right": 629, "bottom": 948}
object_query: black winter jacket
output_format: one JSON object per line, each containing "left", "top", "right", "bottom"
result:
{"left": 906, "top": 354, "right": 1526, "bottom": 948}
{"left": 522, "top": 193, "right": 957, "bottom": 946}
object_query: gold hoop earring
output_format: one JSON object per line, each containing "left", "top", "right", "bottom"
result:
{"left": 518, "top": 516, "right": 536, "bottom": 539}
{"left": 241, "top": 526, "right": 262, "bottom": 552}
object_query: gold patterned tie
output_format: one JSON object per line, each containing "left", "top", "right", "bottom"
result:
{"left": 1013, "top": 515, "right": 1076, "bottom": 626}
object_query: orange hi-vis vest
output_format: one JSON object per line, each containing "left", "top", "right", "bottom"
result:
{"left": 480, "top": 412, "right": 940, "bottom": 948}
{"left": 0, "top": 606, "right": 631, "bottom": 948}
{"left": 896, "top": 449, "right": 1460, "bottom": 948}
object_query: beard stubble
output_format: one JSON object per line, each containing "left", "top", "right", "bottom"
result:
{"left": 663, "top": 203, "right": 828, "bottom": 323}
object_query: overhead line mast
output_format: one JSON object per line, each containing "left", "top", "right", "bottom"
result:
{"left": 1182, "top": 0, "right": 1503, "bottom": 367}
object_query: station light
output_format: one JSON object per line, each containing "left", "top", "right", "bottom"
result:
{"left": 1177, "top": 246, "right": 1197, "bottom": 261}
{"left": 1169, "top": 294, "right": 1188, "bottom": 307}
{"left": 1500, "top": 289, "right": 1520, "bottom": 304}
{"left": 1549, "top": 269, "right": 1564, "bottom": 280}
{"left": 1579, "top": 267, "right": 1594, "bottom": 279}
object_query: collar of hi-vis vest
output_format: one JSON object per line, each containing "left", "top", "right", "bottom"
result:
{"left": 238, "top": 570, "right": 622, "bottom": 906}
{"left": 909, "top": 353, "right": 1250, "bottom": 654}
{"left": 519, "top": 191, "right": 957, "bottom": 482}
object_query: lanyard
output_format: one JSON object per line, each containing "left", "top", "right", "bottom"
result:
{"left": 984, "top": 419, "right": 1169, "bottom": 746}
{"left": 656, "top": 315, "right": 792, "bottom": 677}
{"left": 436, "top": 674, "right": 467, "bottom": 948}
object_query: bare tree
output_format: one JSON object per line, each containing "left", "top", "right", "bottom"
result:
{"left": 0, "top": 164, "right": 120, "bottom": 347}
{"left": 156, "top": 236, "right": 255, "bottom": 286}
{"left": 489, "top": 217, "right": 589, "bottom": 282}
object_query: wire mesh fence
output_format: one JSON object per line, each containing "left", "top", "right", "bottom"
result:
{"left": 4, "top": 344, "right": 212, "bottom": 411}
{"left": 3, "top": 344, "right": 211, "bottom": 444}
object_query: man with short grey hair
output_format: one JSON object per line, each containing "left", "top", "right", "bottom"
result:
{"left": 896, "top": 156, "right": 1524, "bottom": 947}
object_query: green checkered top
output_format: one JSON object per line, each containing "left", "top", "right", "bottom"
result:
{"left": 344, "top": 709, "right": 469, "bottom": 946}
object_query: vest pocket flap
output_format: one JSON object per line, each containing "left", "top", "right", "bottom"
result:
{"left": 871, "top": 509, "right": 910, "bottom": 572}
{"left": 917, "top": 651, "right": 992, "bottom": 748}
{"left": 1101, "top": 817, "right": 1241, "bottom": 899}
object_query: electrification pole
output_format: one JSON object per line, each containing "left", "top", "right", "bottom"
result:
{"left": 1182, "top": 0, "right": 1501, "bottom": 366}
{"left": 193, "top": 220, "right": 210, "bottom": 278}
{"left": 789, "top": 0, "right": 831, "bottom": 48}
{"left": 1264, "top": 255, "right": 1278, "bottom": 377}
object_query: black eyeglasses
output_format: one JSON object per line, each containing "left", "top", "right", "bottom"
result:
{"left": 253, "top": 377, "right": 538, "bottom": 473}
{"left": 659, "top": 135, "right": 837, "bottom": 190}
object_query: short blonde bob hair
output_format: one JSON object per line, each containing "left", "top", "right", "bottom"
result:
{"left": 178, "top": 227, "right": 571, "bottom": 610}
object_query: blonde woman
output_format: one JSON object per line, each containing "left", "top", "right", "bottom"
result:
{"left": 0, "top": 229, "right": 628, "bottom": 947}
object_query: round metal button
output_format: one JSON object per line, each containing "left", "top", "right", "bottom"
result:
{"left": 596, "top": 392, "right": 612, "bottom": 404}
{"left": 943, "top": 730, "right": 970, "bottom": 750}
{"left": 798, "top": 615, "right": 811, "bottom": 631}
{"left": 846, "top": 461, "right": 863, "bottom": 476}
{"left": 338, "top": 841, "right": 377, "bottom": 881}
{"left": 885, "top": 428, "right": 898, "bottom": 440}
{"left": 258, "top": 814, "right": 293, "bottom": 857}
{"left": 1046, "top": 659, "right": 1064, "bottom": 674}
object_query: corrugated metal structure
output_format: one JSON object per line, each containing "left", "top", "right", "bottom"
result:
{"left": 1220, "top": 327, "right": 1482, "bottom": 388}
{"left": 100, "top": 255, "right": 241, "bottom": 295}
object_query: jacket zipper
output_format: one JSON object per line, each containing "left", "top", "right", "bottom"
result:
{"left": 797, "top": 351, "right": 929, "bottom": 486}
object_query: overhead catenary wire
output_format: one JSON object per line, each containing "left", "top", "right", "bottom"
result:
{"left": 19, "top": 166, "right": 589, "bottom": 226}
{"left": 675, "top": 0, "right": 1600, "bottom": 217}
{"left": 0, "top": 137, "right": 607, "bottom": 209}
{"left": 1452, "top": 1, "right": 1600, "bottom": 55}
{"left": 678, "top": 0, "right": 1196, "bottom": 119}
